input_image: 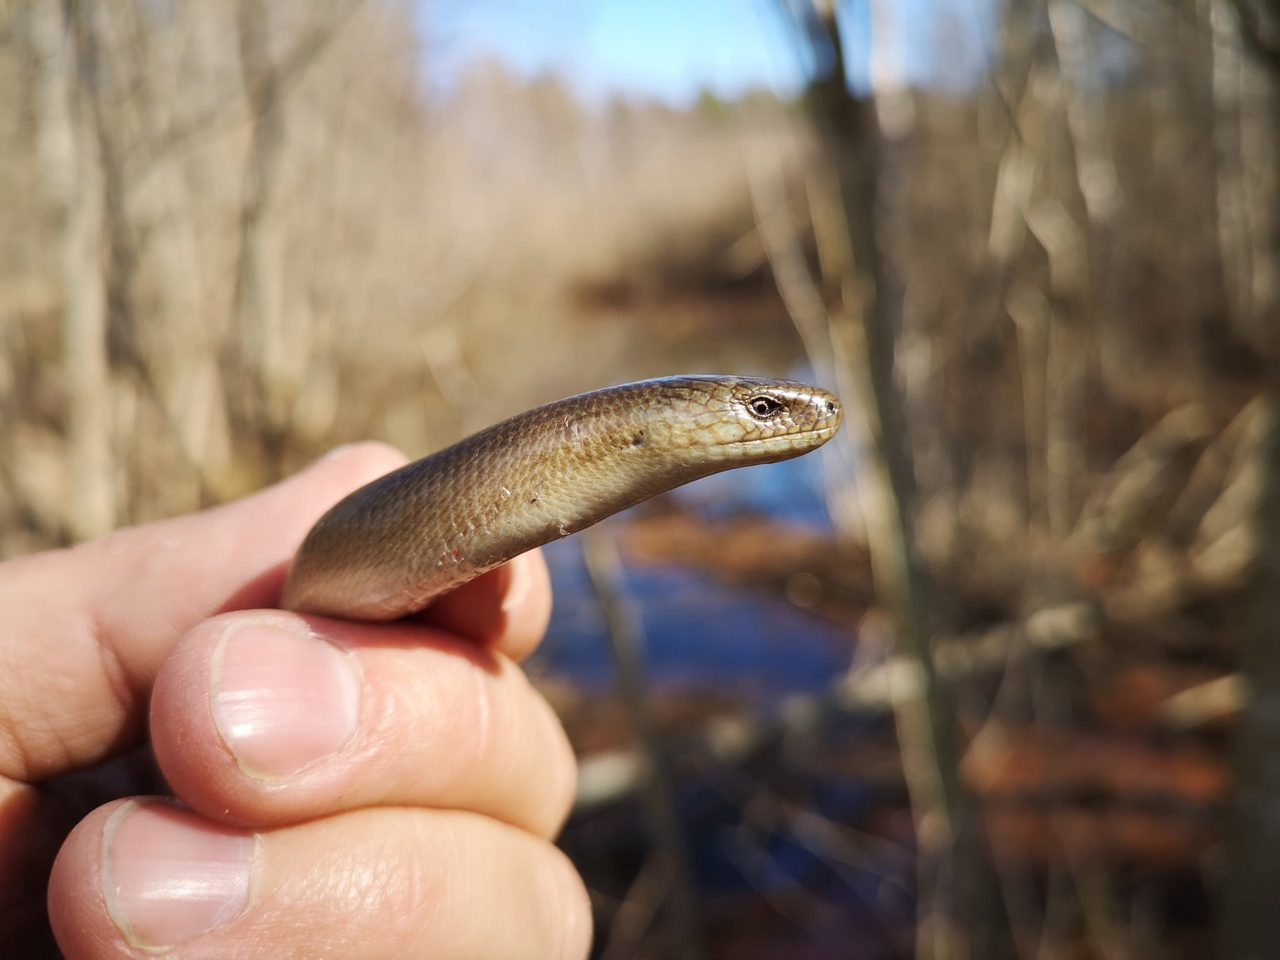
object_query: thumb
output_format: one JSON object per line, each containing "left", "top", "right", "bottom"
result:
{"left": 0, "top": 443, "right": 406, "bottom": 784}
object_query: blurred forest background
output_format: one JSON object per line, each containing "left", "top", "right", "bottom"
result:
{"left": 3, "top": 0, "right": 1280, "bottom": 957}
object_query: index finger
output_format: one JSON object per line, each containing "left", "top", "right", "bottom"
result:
{"left": 0, "top": 443, "right": 552, "bottom": 784}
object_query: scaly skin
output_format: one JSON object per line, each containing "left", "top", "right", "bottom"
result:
{"left": 282, "top": 375, "right": 843, "bottom": 620}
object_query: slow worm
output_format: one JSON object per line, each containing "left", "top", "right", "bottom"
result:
{"left": 282, "top": 375, "right": 842, "bottom": 621}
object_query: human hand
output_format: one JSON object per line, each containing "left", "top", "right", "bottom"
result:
{"left": 0, "top": 443, "right": 590, "bottom": 959}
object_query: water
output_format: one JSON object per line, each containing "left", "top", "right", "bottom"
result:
{"left": 531, "top": 448, "right": 855, "bottom": 705}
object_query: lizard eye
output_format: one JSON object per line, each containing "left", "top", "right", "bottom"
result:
{"left": 748, "top": 395, "right": 783, "bottom": 419}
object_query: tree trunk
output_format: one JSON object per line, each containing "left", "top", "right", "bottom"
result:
{"left": 1220, "top": 2, "right": 1280, "bottom": 956}
{"left": 33, "top": 0, "right": 115, "bottom": 541}
{"left": 795, "top": 3, "right": 995, "bottom": 957}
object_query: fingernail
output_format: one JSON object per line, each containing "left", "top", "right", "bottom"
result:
{"left": 500, "top": 555, "right": 532, "bottom": 614}
{"left": 212, "top": 620, "right": 361, "bottom": 778}
{"left": 104, "top": 800, "right": 256, "bottom": 949}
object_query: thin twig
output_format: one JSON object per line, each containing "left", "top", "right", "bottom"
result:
{"left": 581, "top": 528, "right": 705, "bottom": 960}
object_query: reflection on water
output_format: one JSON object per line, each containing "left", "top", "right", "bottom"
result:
{"left": 532, "top": 448, "right": 854, "bottom": 703}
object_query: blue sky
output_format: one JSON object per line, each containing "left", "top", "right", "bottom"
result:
{"left": 422, "top": 0, "right": 999, "bottom": 106}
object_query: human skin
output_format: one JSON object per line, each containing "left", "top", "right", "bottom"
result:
{"left": 0, "top": 443, "right": 591, "bottom": 959}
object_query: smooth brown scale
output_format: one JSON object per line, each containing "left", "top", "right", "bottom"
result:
{"left": 282, "top": 375, "right": 842, "bottom": 620}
